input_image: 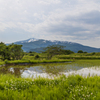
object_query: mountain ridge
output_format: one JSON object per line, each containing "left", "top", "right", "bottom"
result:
{"left": 7, "top": 38, "right": 100, "bottom": 53}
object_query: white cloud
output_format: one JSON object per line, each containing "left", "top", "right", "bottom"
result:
{"left": 0, "top": 22, "right": 17, "bottom": 31}
{"left": 38, "top": 0, "right": 61, "bottom": 5}
{"left": 0, "top": 0, "right": 100, "bottom": 48}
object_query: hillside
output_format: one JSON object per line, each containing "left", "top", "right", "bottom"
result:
{"left": 10, "top": 38, "right": 100, "bottom": 53}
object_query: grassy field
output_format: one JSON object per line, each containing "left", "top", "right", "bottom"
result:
{"left": 23, "top": 52, "right": 100, "bottom": 60}
{"left": 56, "top": 52, "right": 100, "bottom": 60}
{"left": 0, "top": 52, "right": 100, "bottom": 66}
{"left": 0, "top": 74, "right": 100, "bottom": 100}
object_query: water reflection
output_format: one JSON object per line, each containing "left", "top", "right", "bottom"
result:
{"left": 0, "top": 62, "right": 100, "bottom": 78}
{"left": 63, "top": 67, "right": 100, "bottom": 77}
{"left": 0, "top": 65, "right": 26, "bottom": 77}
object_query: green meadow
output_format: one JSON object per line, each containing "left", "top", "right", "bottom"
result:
{"left": 0, "top": 74, "right": 100, "bottom": 100}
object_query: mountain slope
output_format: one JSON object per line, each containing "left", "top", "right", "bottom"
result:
{"left": 12, "top": 38, "right": 100, "bottom": 53}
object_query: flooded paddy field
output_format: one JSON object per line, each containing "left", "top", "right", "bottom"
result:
{"left": 0, "top": 60, "right": 100, "bottom": 78}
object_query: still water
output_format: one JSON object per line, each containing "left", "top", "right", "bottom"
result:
{"left": 0, "top": 62, "right": 100, "bottom": 78}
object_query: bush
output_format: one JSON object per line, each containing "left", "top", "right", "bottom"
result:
{"left": 92, "top": 52, "right": 95, "bottom": 55}
{"left": 29, "top": 53, "right": 34, "bottom": 56}
{"left": 29, "top": 51, "right": 32, "bottom": 53}
{"left": 4, "top": 59, "right": 8, "bottom": 64}
{"left": 35, "top": 55, "right": 40, "bottom": 59}
{"left": 77, "top": 50, "right": 83, "bottom": 53}
{"left": 63, "top": 50, "right": 74, "bottom": 55}
{"left": 84, "top": 52, "right": 87, "bottom": 53}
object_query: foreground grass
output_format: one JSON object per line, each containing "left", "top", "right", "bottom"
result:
{"left": 0, "top": 74, "right": 100, "bottom": 100}
{"left": 0, "top": 61, "right": 5, "bottom": 66}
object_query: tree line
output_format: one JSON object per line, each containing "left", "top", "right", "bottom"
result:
{"left": 0, "top": 42, "right": 88, "bottom": 61}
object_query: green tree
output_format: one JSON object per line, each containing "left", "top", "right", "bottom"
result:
{"left": 62, "top": 50, "right": 74, "bottom": 55}
{"left": 43, "top": 45, "right": 65, "bottom": 59}
{"left": 0, "top": 42, "right": 10, "bottom": 60}
{"left": 35, "top": 54, "right": 39, "bottom": 59}
{"left": 29, "top": 51, "right": 32, "bottom": 53}
{"left": 77, "top": 50, "right": 83, "bottom": 53}
{"left": 9, "top": 43, "right": 24, "bottom": 60}
{"left": 0, "top": 43, "right": 24, "bottom": 60}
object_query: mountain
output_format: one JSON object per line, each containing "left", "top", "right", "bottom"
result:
{"left": 9, "top": 38, "right": 100, "bottom": 53}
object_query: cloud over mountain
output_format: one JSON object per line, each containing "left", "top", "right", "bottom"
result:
{"left": 0, "top": 0, "right": 100, "bottom": 48}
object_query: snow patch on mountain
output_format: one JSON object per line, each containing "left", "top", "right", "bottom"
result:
{"left": 28, "top": 38, "right": 38, "bottom": 42}
{"left": 49, "top": 40, "right": 59, "bottom": 42}
{"left": 43, "top": 40, "right": 46, "bottom": 43}
{"left": 16, "top": 38, "right": 39, "bottom": 43}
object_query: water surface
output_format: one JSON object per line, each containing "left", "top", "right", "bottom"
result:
{"left": 0, "top": 62, "right": 100, "bottom": 78}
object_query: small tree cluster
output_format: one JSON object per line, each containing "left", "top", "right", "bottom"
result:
{"left": 43, "top": 45, "right": 74, "bottom": 59}
{"left": 77, "top": 50, "right": 87, "bottom": 53}
{"left": 0, "top": 42, "right": 24, "bottom": 60}
{"left": 43, "top": 45, "right": 65, "bottom": 59}
{"left": 77, "top": 50, "right": 83, "bottom": 53}
{"left": 61, "top": 50, "right": 74, "bottom": 55}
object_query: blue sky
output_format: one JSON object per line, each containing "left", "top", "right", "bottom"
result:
{"left": 0, "top": 0, "right": 100, "bottom": 48}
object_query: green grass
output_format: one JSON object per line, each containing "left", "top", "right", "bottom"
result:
{"left": 23, "top": 52, "right": 100, "bottom": 61}
{"left": 4, "top": 59, "right": 72, "bottom": 65}
{"left": 0, "top": 74, "right": 100, "bottom": 100}
{"left": 57, "top": 55, "right": 100, "bottom": 59}
{"left": 0, "top": 61, "right": 5, "bottom": 66}
{"left": 0, "top": 54, "right": 73, "bottom": 65}
{"left": 1, "top": 52, "right": 100, "bottom": 66}
{"left": 73, "top": 59, "right": 100, "bottom": 67}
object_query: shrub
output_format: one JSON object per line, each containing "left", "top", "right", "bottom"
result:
{"left": 77, "top": 50, "right": 83, "bottom": 53}
{"left": 84, "top": 52, "right": 87, "bottom": 53}
{"left": 92, "top": 52, "right": 95, "bottom": 55}
{"left": 29, "top": 53, "right": 34, "bottom": 56}
{"left": 4, "top": 60, "right": 8, "bottom": 64}
{"left": 35, "top": 55, "right": 40, "bottom": 59}
{"left": 29, "top": 51, "right": 32, "bottom": 53}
